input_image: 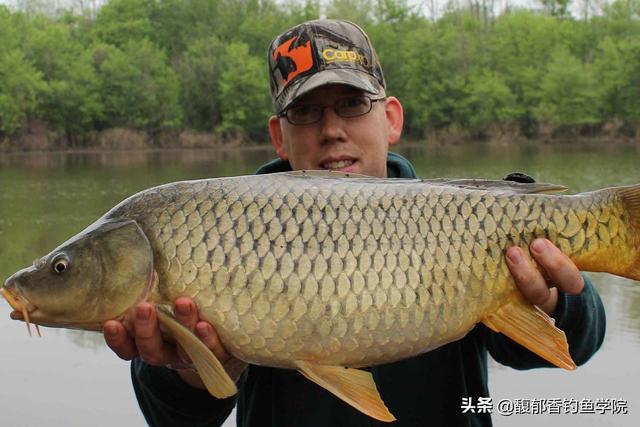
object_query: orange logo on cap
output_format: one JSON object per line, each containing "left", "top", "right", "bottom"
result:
{"left": 273, "top": 36, "right": 313, "bottom": 85}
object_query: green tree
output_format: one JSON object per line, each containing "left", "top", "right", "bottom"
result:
{"left": 539, "top": 0, "right": 572, "bottom": 18}
{"left": 0, "top": 6, "right": 22, "bottom": 51}
{"left": 236, "top": 0, "right": 303, "bottom": 57}
{"left": 217, "top": 41, "right": 270, "bottom": 139}
{"left": 464, "top": 70, "right": 520, "bottom": 134}
{"left": 373, "top": 0, "right": 414, "bottom": 24}
{"left": 175, "top": 36, "right": 226, "bottom": 131}
{"left": 0, "top": 50, "right": 45, "bottom": 135}
{"left": 325, "top": 0, "right": 374, "bottom": 25}
{"left": 535, "top": 47, "right": 600, "bottom": 130}
{"left": 366, "top": 9, "right": 422, "bottom": 108}
{"left": 93, "top": 39, "right": 182, "bottom": 133}
{"left": 594, "top": 36, "right": 640, "bottom": 132}
{"left": 22, "top": 15, "right": 102, "bottom": 139}
{"left": 93, "top": 0, "right": 155, "bottom": 48}
{"left": 490, "top": 11, "right": 565, "bottom": 135}
{"left": 401, "top": 11, "right": 483, "bottom": 134}
{"left": 147, "top": 0, "right": 192, "bottom": 58}
{"left": 601, "top": 0, "right": 640, "bottom": 38}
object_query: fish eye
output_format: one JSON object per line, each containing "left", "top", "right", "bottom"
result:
{"left": 51, "top": 256, "right": 70, "bottom": 274}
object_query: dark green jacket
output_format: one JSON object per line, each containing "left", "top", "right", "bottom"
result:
{"left": 132, "top": 153, "right": 606, "bottom": 427}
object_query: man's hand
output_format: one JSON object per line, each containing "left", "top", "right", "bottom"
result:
{"left": 103, "top": 297, "right": 246, "bottom": 389}
{"left": 506, "top": 238, "right": 584, "bottom": 315}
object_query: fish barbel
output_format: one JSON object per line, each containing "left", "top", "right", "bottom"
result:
{"left": 3, "top": 171, "right": 640, "bottom": 421}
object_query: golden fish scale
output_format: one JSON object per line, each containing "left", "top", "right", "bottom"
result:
{"left": 110, "top": 175, "right": 631, "bottom": 368}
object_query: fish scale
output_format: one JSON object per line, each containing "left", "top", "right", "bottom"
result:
{"left": 101, "top": 174, "right": 621, "bottom": 368}
{"left": 5, "top": 172, "right": 640, "bottom": 422}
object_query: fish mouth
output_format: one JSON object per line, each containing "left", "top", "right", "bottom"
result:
{"left": 1, "top": 287, "right": 41, "bottom": 337}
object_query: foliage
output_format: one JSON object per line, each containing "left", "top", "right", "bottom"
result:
{"left": 465, "top": 70, "right": 520, "bottom": 132}
{"left": 24, "top": 15, "right": 103, "bottom": 138}
{"left": 1, "top": 0, "right": 639, "bottom": 143}
{"left": 0, "top": 50, "right": 46, "bottom": 135}
{"left": 216, "top": 41, "right": 271, "bottom": 139}
{"left": 593, "top": 36, "right": 640, "bottom": 129}
{"left": 534, "top": 47, "right": 600, "bottom": 128}
{"left": 93, "top": 39, "right": 182, "bottom": 133}
{"left": 175, "top": 36, "right": 226, "bottom": 132}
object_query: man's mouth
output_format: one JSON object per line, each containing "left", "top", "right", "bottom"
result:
{"left": 321, "top": 159, "right": 356, "bottom": 171}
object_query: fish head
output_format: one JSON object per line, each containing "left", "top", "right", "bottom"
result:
{"left": 2, "top": 219, "right": 154, "bottom": 331}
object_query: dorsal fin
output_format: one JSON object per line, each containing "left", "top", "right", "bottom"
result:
{"left": 424, "top": 178, "right": 567, "bottom": 194}
{"left": 284, "top": 171, "right": 567, "bottom": 193}
{"left": 286, "top": 170, "right": 372, "bottom": 179}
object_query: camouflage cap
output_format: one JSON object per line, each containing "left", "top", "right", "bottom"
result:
{"left": 268, "top": 19, "right": 386, "bottom": 114}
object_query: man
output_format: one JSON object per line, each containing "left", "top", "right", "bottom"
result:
{"left": 104, "top": 20, "right": 605, "bottom": 426}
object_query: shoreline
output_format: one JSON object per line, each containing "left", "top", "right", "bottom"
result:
{"left": 1, "top": 136, "right": 638, "bottom": 155}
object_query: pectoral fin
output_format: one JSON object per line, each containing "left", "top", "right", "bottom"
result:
{"left": 482, "top": 296, "right": 576, "bottom": 370}
{"left": 156, "top": 306, "right": 237, "bottom": 398}
{"left": 294, "top": 360, "right": 396, "bottom": 422}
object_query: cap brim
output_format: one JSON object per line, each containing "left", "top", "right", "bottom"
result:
{"left": 275, "top": 69, "right": 384, "bottom": 113}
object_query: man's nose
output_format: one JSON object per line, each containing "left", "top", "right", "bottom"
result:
{"left": 319, "top": 107, "right": 347, "bottom": 142}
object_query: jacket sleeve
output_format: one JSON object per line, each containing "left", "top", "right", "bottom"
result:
{"left": 131, "top": 358, "right": 239, "bottom": 427}
{"left": 485, "top": 274, "right": 606, "bottom": 369}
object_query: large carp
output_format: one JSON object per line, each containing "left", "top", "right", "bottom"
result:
{"left": 3, "top": 171, "right": 640, "bottom": 421}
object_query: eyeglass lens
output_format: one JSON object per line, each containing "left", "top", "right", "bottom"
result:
{"left": 286, "top": 96, "right": 376, "bottom": 125}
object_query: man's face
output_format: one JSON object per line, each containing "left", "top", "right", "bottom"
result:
{"left": 269, "top": 84, "right": 403, "bottom": 178}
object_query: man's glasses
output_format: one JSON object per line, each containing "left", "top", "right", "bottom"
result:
{"left": 279, "top": 95, "right": 386, "bottom": 125}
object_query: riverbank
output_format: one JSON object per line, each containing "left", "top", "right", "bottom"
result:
{"left": 0, "top": 124, "right": 259, "bottom": 152}
{"left": 1, "top": 125, "right": 638, "bottom": 153}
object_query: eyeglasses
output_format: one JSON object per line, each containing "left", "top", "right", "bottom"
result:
{"left": 279, "top": 95, "right": 386, "bottom": 125}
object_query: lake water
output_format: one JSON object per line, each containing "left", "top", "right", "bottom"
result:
{"left": 1, "top": 142, "right": 639, "bottom": 426}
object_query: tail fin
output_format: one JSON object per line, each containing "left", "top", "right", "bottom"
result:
{"left": 617, "top": 184, "right": 640, "bottom": 280}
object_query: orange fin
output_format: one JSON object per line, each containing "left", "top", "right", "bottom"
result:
{"left": 294, "top": 360, "right": 396, "bottom": 422}
{"left": 156, "top": 305, "right": 237, "bottom": 398}
{"left": 616, "top": 184, "right": 640, "bottom": 280}
{"left": 482, "top": 296, "right": 576, "bottom": 370}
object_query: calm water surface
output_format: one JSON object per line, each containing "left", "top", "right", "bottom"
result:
{"left": 1, "top": 142, "right": 639, "bottom": 426}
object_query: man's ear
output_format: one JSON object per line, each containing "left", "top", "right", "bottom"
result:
{"left": 384, "top": 96, "right": 404, "bottom": 146}
{"left": 269, "top": 116, "right": 288, "bottom": 160}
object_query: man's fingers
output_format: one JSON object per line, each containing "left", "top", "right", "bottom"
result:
{"left": 530, "top": 239, "right": 584, "bottom": 295}
{"left": 505, "top": 246, "right": 549, "bottom": 305}
{"left": 105, "top": 299, "right": 226, "bottom": 372}
{"left": 195, "top": 321, "right": 231, "bottom": 363}
{"left": 103, "top": 320, "right": 138, "bottom": 361}
{"left": 133, "top": 303, "right": 177, "bottom": 366}
{"left": 174, "top": 297, "right": 198, "bottom": 330}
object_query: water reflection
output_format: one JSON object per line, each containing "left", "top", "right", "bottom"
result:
{"left": 1, "top": 142, "right": 639, "bottom": 427}
{"left": 593, "top": 274, "right": 640, "bottom": 344}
